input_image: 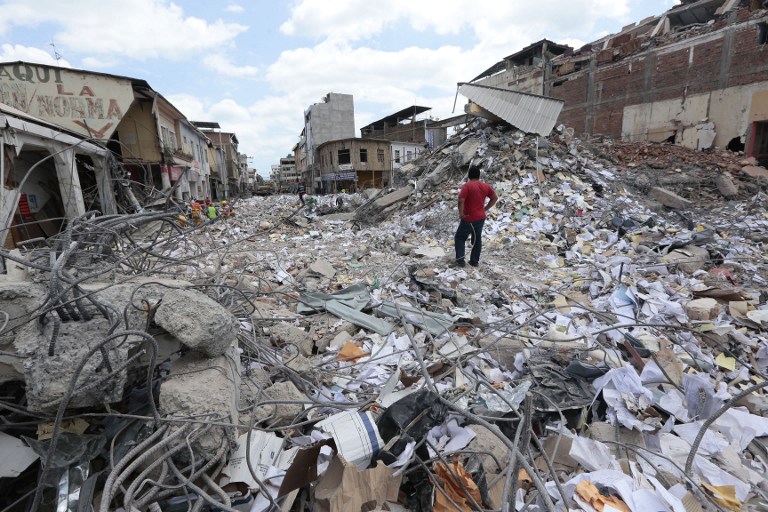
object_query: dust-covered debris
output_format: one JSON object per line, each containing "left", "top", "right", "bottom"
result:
{"left": 1, "top": 117, "right": 767, "bottom": 511}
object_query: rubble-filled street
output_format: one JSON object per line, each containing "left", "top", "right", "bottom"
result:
{"left": 0, "top": 119, "right": 767, "bottom": 511}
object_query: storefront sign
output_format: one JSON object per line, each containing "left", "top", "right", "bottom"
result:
{"left": 0, "top": 62, "right": 134, "bottom": 140}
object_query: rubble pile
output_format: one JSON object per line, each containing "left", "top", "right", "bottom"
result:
{"left": 0, "top": 119, "right": 767, "bottom": 511}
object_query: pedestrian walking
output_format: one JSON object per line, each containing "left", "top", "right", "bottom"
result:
{"left": 298, "top": 182, "right": 306, "bottom": 206}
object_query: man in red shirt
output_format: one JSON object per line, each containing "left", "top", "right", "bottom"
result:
{"left": 454, "top": 166, "right": 497, "bottom": 267}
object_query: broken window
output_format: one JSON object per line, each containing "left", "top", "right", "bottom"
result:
{"left": 338, "top": 149, "right": 350, "bottom": 165}
{"left": 360, "top": 148, "right": 368, "bottom": 163}
{"left": 759, "top": 22, "right": 768, "bottom": 45}
{"left": 377, "top": 149, "right": 385, "bottom": 163}
{"left": 406, "top": 150, "right": 412, "bottom": 161}
{"left": 161, "top": 126, "right": 176, "bottom": 150}
{"left": 394, "top": 149, "right": 400, "bottom": 163}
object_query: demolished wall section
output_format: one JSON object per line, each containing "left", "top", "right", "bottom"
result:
{"left": 507, "top": 6, "right": 768, "bottom": 150}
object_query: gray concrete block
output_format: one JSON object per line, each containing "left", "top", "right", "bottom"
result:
{"left": 649, "top": 187, "right": 692, "bottom": 209}
{"left": 159, "top": 343, "right": 240, "bottom": 463}
{"left": 15, "top": 316, "right": 131, "bottom": 412}
{"left": 373, "top": 185, "right": 414, "bottom": 209}
{"left": 715, "top": 173, "right": 738, "bottom": 198}
{"left": 154, "top": 289, "right": 238, "bottom": 357}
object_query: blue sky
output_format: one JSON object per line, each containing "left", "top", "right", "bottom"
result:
{"left": 0, "top": 0, "right": 678, "bottom": 177}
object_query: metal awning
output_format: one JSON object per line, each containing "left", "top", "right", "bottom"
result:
{"left": 458, "top": 83, "right": 565, "bottom": 136}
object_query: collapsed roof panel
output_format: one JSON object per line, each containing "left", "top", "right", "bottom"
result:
{"left": 458, "top": 82, "right": 565, "bottom": 136}
{"left": 667, "top": 0, "right": 727, "bottom": 26}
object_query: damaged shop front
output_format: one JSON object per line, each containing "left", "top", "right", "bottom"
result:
{"left": 0, "top": 103, "right": 115, "bottom": 252}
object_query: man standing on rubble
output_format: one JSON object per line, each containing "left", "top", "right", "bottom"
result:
{"left": 297, "top": 181, "right": 306, "bottom": 206}
{"left": 454, "top": 166, "right": 497, "bottom": 267}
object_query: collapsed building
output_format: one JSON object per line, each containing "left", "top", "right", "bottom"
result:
{"left": 0, "top": 61, "right": 249, "bottom": 253}
{"left": 470, "top": 0, "right": 768, "bottom": 161}
{"left": 0, "top": 2, "right": 767, "bottom": 511}
{"left": 0, "top": 107, "right": 766, "bottom": 510}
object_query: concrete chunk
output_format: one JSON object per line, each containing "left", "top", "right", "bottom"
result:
{"left": 309, "top": 259, "right": 336, "bottom": 279}
{"left": 741, "top": 165, "right": 768, "bottom": 179}
{"left": 661, "top": 245, "right": 710, "bottom": 274}
{"left": 15, "top": 317, "right": 130, "bottom": 412}
{"left": 478, "top": 336, "right": 525, "bottom": 370}
{"left": 270, "top": 322, "right": 312, "bottom": 357}
{"left": 373, "top": 185, "right": 413, "bottom": 209}
{"left": 252, "top": 380, "right": 307, "bottom": 427}
{"left": 159, "top": 343, "right": 240, "bottom": 462}
{"left": 154, "top": 289, "right": 238, "bottom": 357}
{"left": 714, "top": 173, "right": 738, "bottom": 198}
{"left": 457, "top": 137, "right": 483, "bottom": 166}
{"left": 685, "top": 297, "right": 720, "bottom": 321}
{"left": 649, "top": 187, "right": 692, "bottom": 209}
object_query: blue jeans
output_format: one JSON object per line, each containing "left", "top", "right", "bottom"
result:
{"left": 454, "top": 219, "right": 484, "bottom": 265}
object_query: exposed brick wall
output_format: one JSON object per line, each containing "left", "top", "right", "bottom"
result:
{"left": 544, "top": 10, "right": 768, "bottom": 138}
{"left": 729, "top": 23, "right": 768, "bottom": 86}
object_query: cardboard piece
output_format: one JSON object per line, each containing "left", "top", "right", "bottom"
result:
{"left": 278, "top": 438, "right": 334, "bottom": 498}
{"left": 337, "top": 341, "right": 369, "bottom": 363}
{"left": 314, "top": 455, "right": 401, "bottom": 512}
{"left": 575, "top": 480, "right": 631, "bottom": 512}
{"left": 433, "top": 460, "right": 482, "bottom": 512}
{"left": 36, "top": 418, "right": 89, "bottom": 441}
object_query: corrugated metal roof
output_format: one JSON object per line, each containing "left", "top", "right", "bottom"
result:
{"left": 458, "top": 83, "right": 564, "bottom": 136}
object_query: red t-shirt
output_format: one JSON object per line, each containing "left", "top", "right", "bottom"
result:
{"left": 459, "top": 180, "right": 495, "bottom": 222}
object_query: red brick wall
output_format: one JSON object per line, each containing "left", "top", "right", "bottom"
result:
{"left": 729, "top": 23, "right": 768, "bottom": 86}
{"left": 546, "top": 13, "right": 768, "bottom": 138}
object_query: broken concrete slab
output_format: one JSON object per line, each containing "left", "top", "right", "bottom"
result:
{"left": 714, "top": 173, "right": 738, "bottom": 198}
{"left": 478, "top": 336, "right": 525, "bottom": 370}
{"left": 373, "top": 185, "right": 414, "bottom": 209}
{"left": 685, "top": 297, "right": 720, "bottom": 321}
{"left": 321, "top": 212, "right": 355, "bottom": 222}
{"left": 649, "top": 187, "right": 693, "bottom": 209}
{"left": 396, "top": 242, "right": 415, "bottom": 256}
{"left": 269, "top": 321, "right": 312, "bottom": 357}
{"left": 159, "top": 342, "right": 240, "bottom": 463}
{"left": 456, "top": 137, "right": 484, "bottom": 166}
{"left": 0, "top": 282, "right": 45, "bottom": 347}
{"left": 661, "top": 245, "right": 710, "bottom": 274}
{"left": 15, "top": 316, "right": 130, "bottom": 412}
{"left": 413, "top": 246, "right": 446, "bottom": 258}
{"left": 251, "top": 380, "right": 307, "bottom": 427}
{"left": 154, "top": 288, "right": 239, "bottom": 357}
{"left": 466, "top": 424, "right": 510, "bottom": 474}
{"left": 741, "top": 165, "right": 768, "bottom": 180}
{"left": 309, "top": 259, "right": 336, "bottom": 279}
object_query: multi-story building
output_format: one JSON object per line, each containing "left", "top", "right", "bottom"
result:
{"left": 301, "top": 93, "right": 355, "bottom": 190}
{"left": 469, "top": 1, "right": 768, "bottom": 161}
{"left": 315, "top": 138, "right": 391, "bottom": 192}
{"left": 195, "top": 126, "right": 241, "bottom": 198}
{"left": 280, "top": 155, "right": 299, "bottom": 184}
{"left": 360, "top": 106, "right": 449, "bottom": 182}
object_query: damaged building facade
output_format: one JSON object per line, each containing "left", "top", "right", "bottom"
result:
{"left": 315, "top": 137, "right": 392, "bottom": 192}
{"left": 471, "top": 0, "right": 768, "bottom": 162}
{"left": 0, "top": 61, "right": 246, "bottom": 249}
{"left": 360, "top": 105, "right": 448, "bottom": 171}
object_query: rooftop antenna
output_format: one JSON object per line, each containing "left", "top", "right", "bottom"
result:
{"left": 49, "top": 39, "right": 62, "bottom": 63}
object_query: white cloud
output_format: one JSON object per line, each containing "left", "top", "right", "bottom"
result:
{"left": 0, "top": 44, "right": 71, "bottom": 67}
{"left": 202, "top": 54, "right": 259, "bottom": 78}
{"left": 225, "top": 4, "right": 245, "bottom": 13}
{"left": 0, "top": 0, "right": 249, "bottom": 61}
{"left": 280, "top": 0, "right": 633, "bottom": 45}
